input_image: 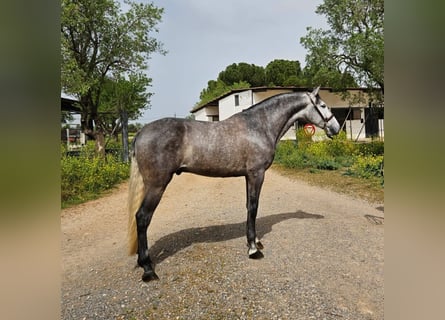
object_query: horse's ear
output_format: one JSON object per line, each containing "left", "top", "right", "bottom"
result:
{"left": 311, "top": 86, "right": 320, "bottom": 96}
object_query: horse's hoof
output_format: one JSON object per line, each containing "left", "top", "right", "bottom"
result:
{"left": 248, "top": 249, "right": 264, "bottom": 259}
{"left": 256, "top": 241, "right": 264, "bottom": 250}
{"left": 142, "top": 270, "right": 159, "bottom": 282}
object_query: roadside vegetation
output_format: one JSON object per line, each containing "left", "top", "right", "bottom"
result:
{"left": 61, "top": 141, "right": 130, "bottom": 208}
{"left": 273, "top": 130, "right": 384, "bottom": 204}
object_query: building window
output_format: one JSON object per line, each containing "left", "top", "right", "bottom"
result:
{"left": 234, "top": 94, "right": 239, "bottom": 106}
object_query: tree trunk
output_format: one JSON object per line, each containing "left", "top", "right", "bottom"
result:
{"left": 80, "top": 95, "right": 96, "bottom": 140}
{"left": 95, "top": 130, "right": 106, "bottom": 158}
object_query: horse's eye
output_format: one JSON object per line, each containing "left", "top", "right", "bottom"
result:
{"left": 320, "top": 104, "right": 326, "bottom": 108}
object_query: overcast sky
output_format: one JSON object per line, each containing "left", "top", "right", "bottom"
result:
{"left": 131, "top": 0, "right": 328, "bottom": 123}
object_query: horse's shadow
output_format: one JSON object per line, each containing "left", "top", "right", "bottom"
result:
{"left": 149, "top": 211, "right": 323, "bottom": 264}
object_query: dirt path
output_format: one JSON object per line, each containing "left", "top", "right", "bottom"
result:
{"left": 62, "top": 169, "right": 384, "bottom": 320}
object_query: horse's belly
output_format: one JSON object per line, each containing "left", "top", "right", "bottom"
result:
{"left": 183, "top": 165, "right": 246, "bottom": 177}
{"left": 181, "top": 150, "right": 247, "bottom": 177}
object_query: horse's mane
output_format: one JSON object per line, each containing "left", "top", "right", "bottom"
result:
{"left": 242, "top": 91, "right": 304, "bottom": 113}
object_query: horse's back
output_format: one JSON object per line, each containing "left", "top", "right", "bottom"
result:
{"left": 134, "top": 118, "right": 216, "bottom": 164}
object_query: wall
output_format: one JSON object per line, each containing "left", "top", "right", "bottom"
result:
{"left": 345, "top": 118, "right": 367, "bottom": 140}
{"left": 194, "top": 106, "right": 219, "bottom": 121}
{"left": 219, "top": 90, "right": 252, "bottom": 120}
{"left": 320, "top": 89, "right": 370, "bottom": 108}
{"left": 252, "top": 89, "right": 295, "bottom": 104}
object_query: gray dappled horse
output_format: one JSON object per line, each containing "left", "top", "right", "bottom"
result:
{"left": 128, "top": 87, "right": 340, "bottom": 281}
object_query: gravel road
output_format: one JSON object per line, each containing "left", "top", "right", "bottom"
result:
{"left": 61, "top": 169, "right": 384, "bottom": 320}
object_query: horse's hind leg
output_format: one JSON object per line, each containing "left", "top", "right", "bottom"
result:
{"left": 136, "top": 179, "right": 171, "bottom": 281}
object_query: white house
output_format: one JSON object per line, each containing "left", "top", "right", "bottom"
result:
{"left": 191, "top": 87, "right": 384, "bottom": 141}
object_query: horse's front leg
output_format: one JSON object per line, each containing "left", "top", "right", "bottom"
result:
{"left": 245, "top": 171, "right": 265, "bottom": 259}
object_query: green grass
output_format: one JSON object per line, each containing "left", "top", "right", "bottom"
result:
{"left": 272, "top": 164, "right": 383, "bottom": 204}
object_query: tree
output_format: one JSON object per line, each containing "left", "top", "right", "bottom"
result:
{"left": 98, "top": 74, "right": 150, "bottom": 161}
{"left": 218, "top": 63, "right": 265, "bottom": 87}
{"left": 265, "top": 59, "right": 303, "bottom": 86}
{"left": 61, "top": 0, "right": 165, "bottom": 156}
{"left": 98, "top": 74, "right": 151, "bottom": 138}
{"left": 300, "top": 28, "right": 358, "bottom": 89}
{"left": 195, "top": 59, "right": 308, "bottom": 107}
{"left": 197, "top": 62, "right": 265, "bottom": 107}
{"left": 300, "top": 0, "right": 383, "bottom": 94}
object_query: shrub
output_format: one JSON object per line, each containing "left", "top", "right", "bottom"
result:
{"left": 275, "top": 140, "right": 309, "bottom": 169}
{"left": 313, "top": 158, "right": 341, "bottom": 170}
{"left": 355, "top": 140, "right": 384, "bottom": 156}
{"left": 325, "top": 131, "right": 356, "bottom": 157}
{"left": 302, "top": 132, "right": 357, "bottom": 170}
{"left": 345, "top": 154, "right": 384, "bottom": 184}
{"left": 295, "top": 128, "right": 313, "bottom": 149}
{"left": 274, "top": 140, "right": 297, "bottom": 163}
{"left": 61, "top": 147, "right": 129, "bottom": 207}
{"left": 274, "top": 133, "right": 384, "bottom": 185}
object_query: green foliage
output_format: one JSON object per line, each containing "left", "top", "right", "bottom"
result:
{"left": 128, "top": 122, "right": 143, "bottom": 133}
{"left": 300, "top": 28, "right": 358, "bottom": 89}
{"left": 304, "top": 134, "right": 352, "bottom": 170}
{"left": 300, "top": 0, "right": 384, "bottom": 92}
{"left": 313, "top": 158, "right": 341, "bottom": 171}
{"left": 98, "top": 74, "right": 152, "bottom": 136}
{"left": 61, "top": 144, "right": 129, "bottom": 207}
{"left": 296, "top": 128, "right": 313, "bottom": 147}
{"left": 195, "top": 59, "right": 307, "bottom": 107}
{"left": 305, "top": 142, "right": 338, "bottom": 170}
{"left": 324, "top": 131, "right": 355, "bottom": 156}
{"left": 265, "top": 59, "right": 303, "bottom": 86}
{"left": 61, "top": 0, "right": 165, "bottom": 147}
{"left": 218, "top": 62, "right": 265, "bottom": 87}
{"left": 274, "top": 140, "right": 307, "bottom": 169}
{"left": 355, "top": 140, "right": 384, "bottom": 156}
{"left": 345, "top": 155, "right": 384, "bottom": 181}
{"left": 274, "top": 132, "right": 384, "bottom": 186}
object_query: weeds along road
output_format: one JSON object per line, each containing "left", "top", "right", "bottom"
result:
{"left": 62, "top": 168, "right": 384, "bottom": 320}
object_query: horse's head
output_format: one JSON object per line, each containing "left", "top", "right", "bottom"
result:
{"left": 305, "top": 86, "right": 340, "bottom": 138}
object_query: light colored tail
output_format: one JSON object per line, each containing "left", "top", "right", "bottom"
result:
{"left": 127, "top": 152, "right": 145, "bottom": 255}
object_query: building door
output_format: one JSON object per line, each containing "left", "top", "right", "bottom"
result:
{"left": 332, "top": 108, "right": 348, "bottom": 133}
{"left": 364, "top": 107, "right": 380, "bottom": 137}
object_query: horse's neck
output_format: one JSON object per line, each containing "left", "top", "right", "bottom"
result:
{"left": 260, "top": 94, "right": 306, "bottom": 144}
